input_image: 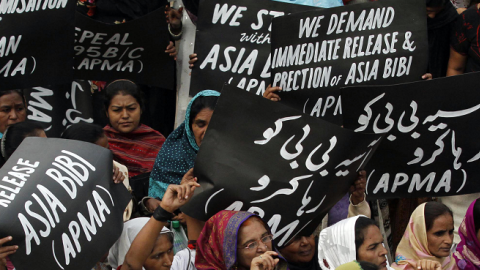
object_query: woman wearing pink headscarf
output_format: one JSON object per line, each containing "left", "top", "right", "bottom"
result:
{"left": 454, "top": 198, "right": 480, "bottom": 270}
{"left": 392, "top": 202, "right": 456, "bottom": 270}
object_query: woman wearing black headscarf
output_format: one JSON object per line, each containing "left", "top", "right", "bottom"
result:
{"left": 425, "top": 0, "right": 459, "bottom": 78}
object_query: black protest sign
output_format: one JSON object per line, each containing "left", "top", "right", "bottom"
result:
{"left": 74, "top": 8, "right": 174, "bottom": 89}
{"left": 0, "top": 137, "right": 131, "bottom": 270}
{"left": 189, "top": 0, "right": 318, "bottom": 96}
{"left": 24, "top": 81, "right": 94, "bottom": 137}
{"left": 0, "top": 0, "right": 75, "bottom": 90}
{"left": 271, "top": 0, "right": 428, "bottom": 124}
{"left": 181, "top": 86, "right": 382, "bottom": 246}
{"left": 342, "top": 72, "right": 480, "bottom": 199}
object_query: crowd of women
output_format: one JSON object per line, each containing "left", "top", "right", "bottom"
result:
{"left": 0, "top": 0, "right": 480, "bottom": 269}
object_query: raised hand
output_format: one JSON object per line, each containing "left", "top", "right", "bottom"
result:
{"left": 160, "top": 182, "right": 200, "bottom": 213}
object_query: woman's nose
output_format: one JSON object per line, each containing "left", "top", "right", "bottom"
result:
{"left": 257, "top": 242, "right": 268, "bottom": 253}
{"left": 379, "top": 245, "right": 388, "bottom": 256}
{"left": 8, "top": 110, "right": 18, "bottom": 120}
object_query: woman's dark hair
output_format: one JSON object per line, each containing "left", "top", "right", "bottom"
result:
{"left": 2, "top": 121, "right": 44, "bottom": 159}
{"left": 358, "top": 261, "right": 380, "bottom": 270}
{"left": 0, "top": 89, "right": 25, "bottom": 104}
{"left": 61, "top": 123, "right": 105, "bottom": 144}
{"left": 424, "top": 202, "right": 453, "bottom": 231}
{"left": 355, "top": 217, "right": 378, "bottom": 257}
{"left": 103, "top": 80, "right": 145, "bottom": 112}
{"left": 473, "top": 199, "right": 480, "bottom": 233}
{"left": 189, "top": 96, "right": 219, "bottom": 129}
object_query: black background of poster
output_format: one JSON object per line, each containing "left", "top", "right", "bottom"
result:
{"left": 271, "top": 0, "right": 428, "bottom": 124}
{"left": 0, "top": 138, "right": 131, "bottom": 270}
{"left": 24, "top": 81, "right": 94, "bottom": 137}
{"left": 342, "top": 72, "right": 480, "bottom": 199}
{"left": 0, "top": 0, "right": 75, "bottom": 90}
{"left": 181, "top": 86, "right": 382, "bottom": 246}
{"left": 189, "top": 0, "right": 318, "bottom": 96}
{"left": 74, "top": 8, "right": 174, "bottom": 89}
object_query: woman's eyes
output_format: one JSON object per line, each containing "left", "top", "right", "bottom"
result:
{"left": 153, "top": 250, "right": 172, "bottom": 259}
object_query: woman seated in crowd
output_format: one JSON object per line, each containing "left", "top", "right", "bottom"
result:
{"left": 109, "top": 217, "right": 173, "bottom": 270}
{"left": 119, "top": 181, "right": 200, "bottom": 270}
{"left": 61, "top": 123, "right": 131, "bottom": 221}
{"left": 317, "top": 216, "right": 389, "bottom": 270}
{"left": 142, "top": 90, "right": 220, "bottom": 214}
{"left": 103, "top": 80, "right": 166, "bottom": 178}
{"left": 453, "top": 198, "right": 480, "bottom": 270}
{"left": 392, "top": 202, "right": 455, "bottom": 270}
{"left": 195, "top": 210, "right": 288, "bottom": 270}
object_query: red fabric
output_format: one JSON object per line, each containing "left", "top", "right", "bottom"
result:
{"left": 188, "top": 240, "right": 197, "bottom": 250}
{"left": 196, "top": 211, "right": 237, "bottom": 270}
{"left": 104, "top": 124, "right": 165, "bottom": 177}
{"left": 195, "top": 211, "right": 254, "bottom": 270}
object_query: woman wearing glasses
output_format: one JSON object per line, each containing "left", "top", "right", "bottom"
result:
{"left": 195, "top": 210, "right": 288, "bottom": 270}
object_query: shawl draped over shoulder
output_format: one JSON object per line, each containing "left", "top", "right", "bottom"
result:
{"left": 104, "top": 124, "right": 165, "bottom": 178}
{"left": 454, "top": 198, "right": 480, "bottom": 270}
{"left": 391, "top": 203, "right": 455, "bottom": 270}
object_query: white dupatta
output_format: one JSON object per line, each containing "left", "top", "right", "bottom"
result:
{"left": 108, "top": 218, "right": 171, "bottom": 270}
{"left": 317, "top": 216, "right": 363, "bottom": 270}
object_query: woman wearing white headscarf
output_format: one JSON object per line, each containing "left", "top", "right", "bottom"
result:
{"left": 109, "top": 218, "right": 196, "bottom": 270}
{"left": 117, "top": 182, "right": 199, "bottom": 270}
{"left": 318, "top": 216, "right": 390, "bottom": 270}
{"left": 108, "top": 218, "right": 172, "bottom": 269}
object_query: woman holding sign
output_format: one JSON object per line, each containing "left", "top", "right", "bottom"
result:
{"left": 103, "top": 80, "right": 166, "bottom": 178}
{"left": 391, "top": 202, "right": 456, "bottom": 270}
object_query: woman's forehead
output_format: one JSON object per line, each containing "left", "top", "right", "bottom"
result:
{"left": 238, "top": 218, "right": 268, "bottom": 242}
